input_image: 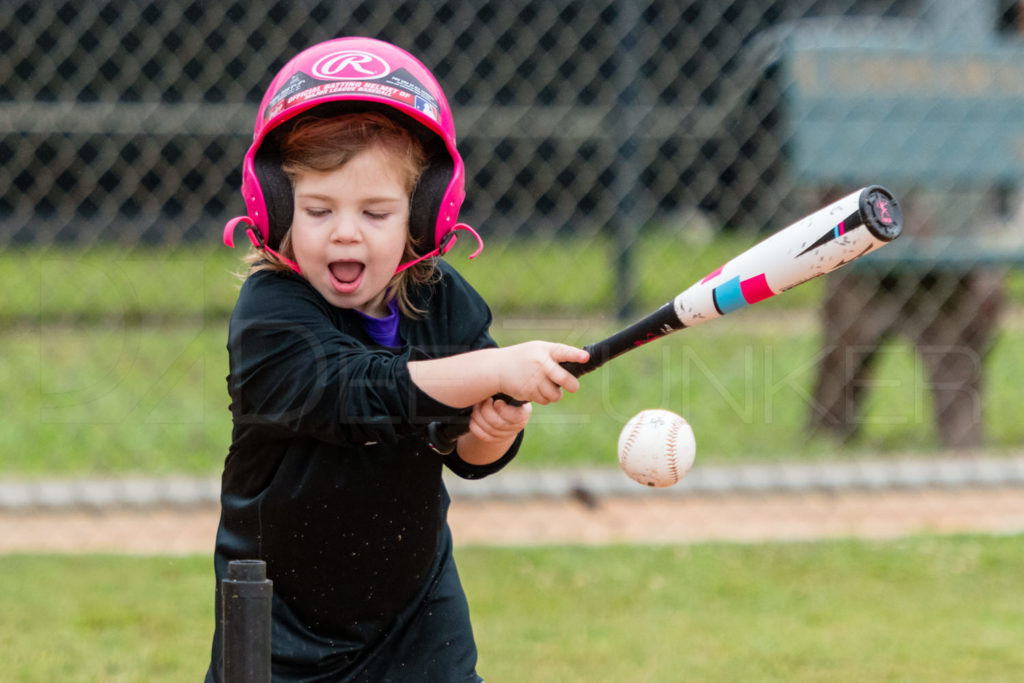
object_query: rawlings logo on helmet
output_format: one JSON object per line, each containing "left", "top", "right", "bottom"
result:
{"left": 312, "top": 51, "right": 391, "bottom": 80}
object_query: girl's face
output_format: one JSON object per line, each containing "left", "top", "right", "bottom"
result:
{"left": 289, "top": 145, "right": 411, "bottom": 317}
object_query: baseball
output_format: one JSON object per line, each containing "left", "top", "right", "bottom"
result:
{"left": 617, "top": 409, "right": 696, "bottom": 487}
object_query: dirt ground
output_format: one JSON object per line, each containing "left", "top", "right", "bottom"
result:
{"left": 2, "top": 487, "right": 1024, "bottom": 554}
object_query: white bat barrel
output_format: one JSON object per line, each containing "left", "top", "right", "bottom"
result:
{"left": 673, "top": 185, "right": 902, "bottom": 327}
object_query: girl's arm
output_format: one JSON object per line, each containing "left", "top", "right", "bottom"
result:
{"left": 407, "top": 341, "right": 589, "bottom": 408}
{"left": 409, "top": 342, "right": 588, "bottom": 468}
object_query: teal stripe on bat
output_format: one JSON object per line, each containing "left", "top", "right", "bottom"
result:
{"left": 712, "top": 276, "right": 746, "bottom": 314}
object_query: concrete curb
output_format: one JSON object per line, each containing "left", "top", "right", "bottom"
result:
{"left": 3, "top": 455, "right": 1024, "bottom": 510}
{"left": 0, "top": 476, "right": 221, "bottom": 509}
{"left": 445, "top": 455, "right": 1024, "bottom": 499}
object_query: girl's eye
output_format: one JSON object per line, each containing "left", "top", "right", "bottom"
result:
{"left": 305, "top": 208, "right": 330, "bottom": 218}
{"left": 365, "top": 211, "right": 389, "bottom": 220}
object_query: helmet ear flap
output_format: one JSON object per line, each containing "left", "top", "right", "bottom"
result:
{"left": 253, "top": 140, "right": 294, "bottom": 250}
{"left": 410, "top": 156, "right": 454, "bottom": 253}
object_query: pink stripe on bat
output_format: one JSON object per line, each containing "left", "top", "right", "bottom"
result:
{"left": 701, "top": 265, "right": 724, "bottom": 284}
{"left": 740, "top": 273, "right": 775, "bottom": 304}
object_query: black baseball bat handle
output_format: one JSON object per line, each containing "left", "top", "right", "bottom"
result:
{"left": 425, "top": 302, "right": 684, "bottom": 455}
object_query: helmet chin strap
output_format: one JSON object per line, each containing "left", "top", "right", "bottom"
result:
{"left": 394, "top": 223, "right": 483, "bottom": 274}
{"left": 223, "top": 216, "right": 303, "bottom": 274}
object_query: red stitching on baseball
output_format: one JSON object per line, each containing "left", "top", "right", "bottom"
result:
{"left": 620, "top": 415, "right": 644, "bottom": 466}
{"left": 666, "top": 418, "right": 680, "bottom": 482}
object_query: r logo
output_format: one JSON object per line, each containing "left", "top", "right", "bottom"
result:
{"left": 312, "top": 50, "right": 391, "bottom": 80}
{"left": 875, "top": 199, "right": 893, "bottom": 225}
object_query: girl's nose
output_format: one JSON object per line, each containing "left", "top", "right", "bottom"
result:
{"left": 330, "top": 214, "right": 361, "bottom": 243}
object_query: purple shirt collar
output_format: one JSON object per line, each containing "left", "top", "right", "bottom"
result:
{"left": 355, "top": 298, "right": 402, "bottom": 347}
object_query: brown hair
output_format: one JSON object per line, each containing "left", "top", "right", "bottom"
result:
{"left": 245, "top": 111, "right": 436, "bottom": 317}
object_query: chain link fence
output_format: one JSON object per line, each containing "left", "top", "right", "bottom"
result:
{"left": 2, "top": 0, "right": 1024, "bottom": 518}
{"left": 7, "top": 0, "right": 1019, "bottom": 244}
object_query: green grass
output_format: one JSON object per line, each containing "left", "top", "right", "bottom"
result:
{"left": 2, "top": 235, "right": 1021, "bottom": 319}
{"left": 0, "top": 323, "right": 231, "bottom": 475}
{"left": 0, "top": 231, "right": 815, "bottom": 322}
{"left": 0, "top": 555, "right": 214, "bottom": 682}
{"left": 7, "top": 316, "right": 1023, "bottom": 477}
{"left": 3, "top": 536, "right": 1024, "bottom": 681}
{"left": 1, "top": 239, "right": 1022, "bottom": 477}
{"left": 466, "top": 538, "right": 1024, "bottom": 681}
{"left": 0, "top": 247, "right": 243, "bottom": 323}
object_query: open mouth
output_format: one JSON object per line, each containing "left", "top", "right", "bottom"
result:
{"left": 328, "top": 260, "right": 365, "bottom": 293}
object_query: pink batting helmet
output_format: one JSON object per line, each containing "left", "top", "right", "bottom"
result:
{"left": 222, "top": 36, "right": 482, "bottom": 273}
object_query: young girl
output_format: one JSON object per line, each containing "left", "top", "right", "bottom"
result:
{"left": 206, "top": 37, "right": 587, "bottom": 682}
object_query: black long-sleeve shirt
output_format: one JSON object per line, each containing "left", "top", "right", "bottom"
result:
{"left": 206, "top": 262, "right": 520, "bottom": 682}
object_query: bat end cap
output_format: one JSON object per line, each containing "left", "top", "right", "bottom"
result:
{"left": 860, "top": 185, "right": 903, "bottom": 242}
